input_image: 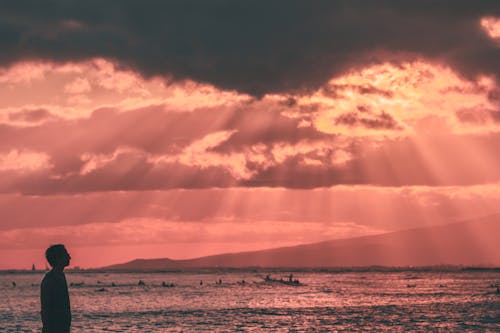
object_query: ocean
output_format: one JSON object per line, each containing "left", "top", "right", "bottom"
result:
{"left": 1, "top": 270, "right": 498, "bottom": 332}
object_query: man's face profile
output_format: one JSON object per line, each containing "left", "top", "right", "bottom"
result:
{"left": 59, "top": 249, "right": 71, "bottom": 267}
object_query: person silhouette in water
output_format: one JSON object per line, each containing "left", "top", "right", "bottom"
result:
{"left": 41, "top": 244, "right": 72, "bottom": 333}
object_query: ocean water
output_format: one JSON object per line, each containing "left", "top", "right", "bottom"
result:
{"left": 0, "top": 270, "right": 498, "bottom": 332}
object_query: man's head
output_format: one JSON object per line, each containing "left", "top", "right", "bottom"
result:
{"left": 45, "top": 244, "right": 71, "bottom": 269}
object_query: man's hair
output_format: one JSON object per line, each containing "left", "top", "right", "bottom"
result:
{"left": 45, "top": 244, "right": 66, "bottom": 267}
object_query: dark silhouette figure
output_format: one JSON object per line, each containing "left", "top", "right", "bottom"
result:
{"left": 12, "top": 281, "right": 16, "bottom": 287}
{"left": 138, "top": 280, "right": 146, "bottom": 286}
{"left": 40, "top": 244, "right": 71, "bottom": 333}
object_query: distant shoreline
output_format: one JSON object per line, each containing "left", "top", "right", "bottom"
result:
{"left": 2, "top": 266, "right": 499, "bottom": 275}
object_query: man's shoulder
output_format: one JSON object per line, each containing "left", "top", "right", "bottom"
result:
{"left": 41, "top": 271, "right": 52, "bottom": 286}
{"left": 42, "top": 270, "right": 63, "bottom": 284}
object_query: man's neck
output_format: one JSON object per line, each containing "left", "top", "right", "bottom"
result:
{"left": 51, "top": 266, "right": 64, "bottom": 273}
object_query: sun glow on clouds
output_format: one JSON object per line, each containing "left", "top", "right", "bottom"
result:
{"left": 0, "top": 54, "right": 497, "bottom": 193}
{"left": 481, "top": 16, "right": 500, "bottom": 39}
{"left": 0, "top": 56, "right": 498, "bottom": 189}
{"left": 296, "top": 61, "right": 498, "bottom": 136}
{"left": 0, "top": 57, "right": 496, "bottom": 135}
{"left": 0, "top": 57, "right": 497, "bottom": 141}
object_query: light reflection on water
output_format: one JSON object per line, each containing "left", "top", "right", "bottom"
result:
{"left": 1, "top": 271, "right": 498, "bottom": 332}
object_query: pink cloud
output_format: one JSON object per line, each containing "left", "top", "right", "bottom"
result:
{"left": 0, "top": 59, "right": 251, "bottom": 125}
{"left": 0, "top": 149, "right": 51, "bottom": 172}
{"left": 64, "top": 77, "right": 92, "bottom": 94}
{"left": 0, "top": 62, "right": 52, "bottom": 84}
{"left": 0, "top": 59, "right": 498, "bottom": 193}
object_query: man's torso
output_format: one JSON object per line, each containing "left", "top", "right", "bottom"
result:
{"left": 40, "top": 270, "right": 71, "bottom": 332}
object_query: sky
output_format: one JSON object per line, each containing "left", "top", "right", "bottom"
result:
{"left": 0, "top": 1, "right": 499, "bottom": 269}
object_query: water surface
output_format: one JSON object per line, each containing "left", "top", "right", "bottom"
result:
{"left": 1, "top": 270, "right": 498, "bottom": 332}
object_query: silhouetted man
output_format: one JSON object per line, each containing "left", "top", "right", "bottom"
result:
{"left": 41, "top": 244, "right": 72, "bottom": 333}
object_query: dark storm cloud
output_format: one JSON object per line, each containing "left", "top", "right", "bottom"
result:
{"left": 0, "top": 0, "right": 498, "bottom": 96}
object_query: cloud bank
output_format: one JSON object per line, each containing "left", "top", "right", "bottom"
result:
{"left": 0, "top": 0, "right": 499, "bottom": 95}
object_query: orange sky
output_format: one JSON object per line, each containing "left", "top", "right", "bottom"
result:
{"left": 0, "top": 5, "right": 499, "bottom": 269}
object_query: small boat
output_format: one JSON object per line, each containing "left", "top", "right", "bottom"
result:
{"left": 264, "top": 274, "right": 303, "bottom": 286}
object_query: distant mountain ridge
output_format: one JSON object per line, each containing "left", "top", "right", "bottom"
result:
{"left": 102, "top": 216, "right": 500, "bottom": 270}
